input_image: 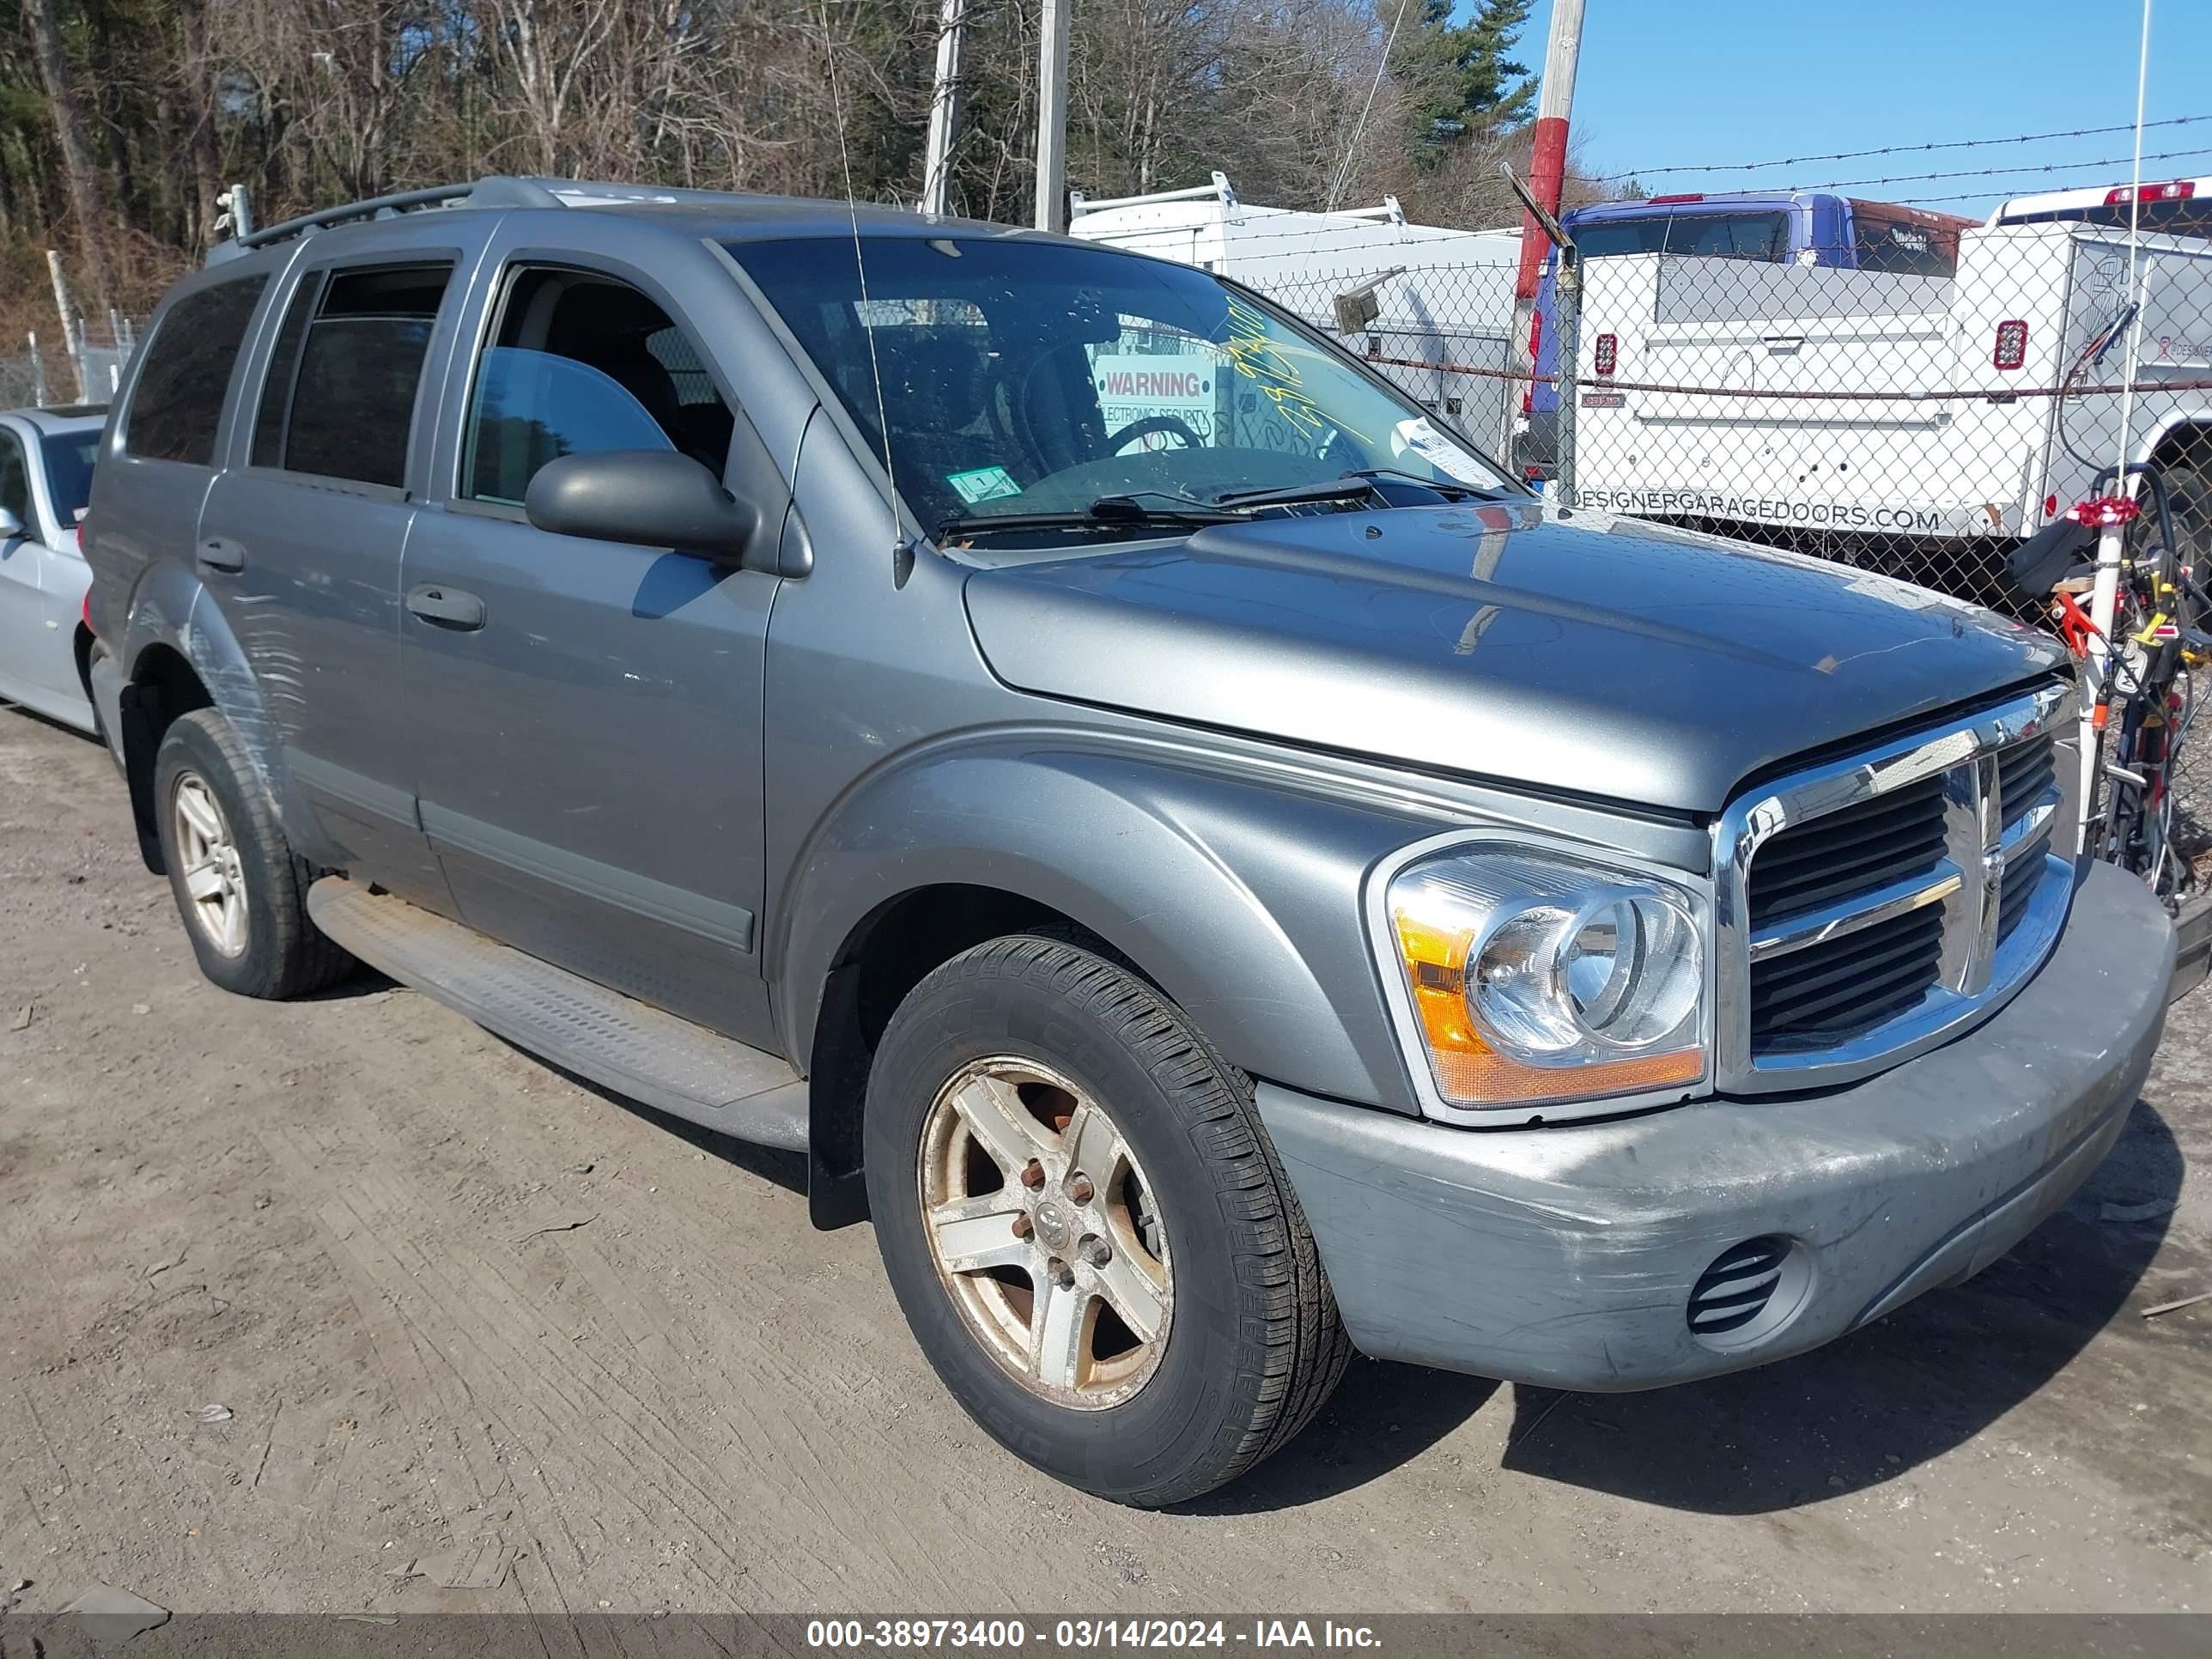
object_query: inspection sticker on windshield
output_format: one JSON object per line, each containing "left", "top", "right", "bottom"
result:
{"left": 946, "top": 465, "right": 1023, "bottom": 505}
{"left": 1390, "top": 417, "right": 1491, "bottom": 484}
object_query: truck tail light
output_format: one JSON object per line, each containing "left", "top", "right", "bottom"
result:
{"left": 82, "top": 586, "right": 94, "bottom": 636}
{"left": 2106, "top": 180, "right": 2197, "bottom": 206}
{"left": 1528, "top": 309, "right": 1542, "bottom": 359}
{"left": 1521, "top": 388, "right": 1533, "bottom": 416}
{"left": 1593, "top": 333, "right": 1618, "bottom": 375}
{"left": 1993, "top": 319, "right": 2028, "bottom": 371}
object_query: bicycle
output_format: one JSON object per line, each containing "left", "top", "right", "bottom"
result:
{"left": 2005, "top": 457, "right": 2212, "bottom": 902}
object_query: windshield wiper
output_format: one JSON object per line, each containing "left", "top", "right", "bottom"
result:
{"left": 1211, "top": 476, "right": 1382, "bottom": 509}
{"left": 1213, "top": 470, "right": 1514, "bottom": 512}
{"left": 1345, "top": 466, "right": 1515, "bottom": 500}
{"left": 937, "top": 495, "right": 1248, "bottom": 543}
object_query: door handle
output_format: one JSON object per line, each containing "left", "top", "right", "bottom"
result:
{"left": 198, "top": 538, "right": 245, "bottom": 574}
{"left": 405, "top": 584, "right": 487, "bottom": 630}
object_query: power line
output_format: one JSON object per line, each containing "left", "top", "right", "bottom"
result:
{"left": 1326, "top": 0, "right": 1416, "bottom": 212}
{"left": 1633, "top": 113, "right": 2210, "bottom": 177}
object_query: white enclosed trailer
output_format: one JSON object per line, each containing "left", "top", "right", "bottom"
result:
{"left": 1068, "top": 173, "right": 1525, "bottom": 447}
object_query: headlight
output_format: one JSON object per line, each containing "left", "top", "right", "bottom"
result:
{"left": 1377, "top": 844, "right": 1709, "bottom": 1113}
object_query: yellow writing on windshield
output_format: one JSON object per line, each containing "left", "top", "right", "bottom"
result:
{"left": 1219, "top": 296, "right": 1362, "bottom": 447}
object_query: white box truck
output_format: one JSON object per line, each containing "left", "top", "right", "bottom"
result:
{"left": 1559, "top": 181, "right": 2212, "bottom": 571}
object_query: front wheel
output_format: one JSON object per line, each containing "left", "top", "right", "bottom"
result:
{"left": 865, "top": 933, "right": 1350, "bottom": 1506}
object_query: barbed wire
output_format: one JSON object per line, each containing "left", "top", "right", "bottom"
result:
{"left": 1077, "top": 151, "right": 2212, "bottom": 259}
{"left": 1896, "top": 179, "right": 2202, "bottom": 208}
{"left": 1785, "top": 144, "right": 2212, "bottom": 194}
{"left": 1632, "top": 114, "right": 2212, "bottom": 177}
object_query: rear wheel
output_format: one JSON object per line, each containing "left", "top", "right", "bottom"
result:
{"left": 865, "top": 933, "right": 1350, "bottom": 1506}
{"left": 153, "top": 708, "right": 355, "bottom": 999}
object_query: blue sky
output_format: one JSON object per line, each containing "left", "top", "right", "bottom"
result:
{"left": 1517, "top": 1, "right": 2212, "bottom": 219}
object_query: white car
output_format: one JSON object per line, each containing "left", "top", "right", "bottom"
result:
{"left": 0, "top": 404, "right": 105, "bottom": 734}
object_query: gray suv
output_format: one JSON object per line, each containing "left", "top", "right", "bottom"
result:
{"left": 83, "top": 176, "right": 2173, "bottom": 1506}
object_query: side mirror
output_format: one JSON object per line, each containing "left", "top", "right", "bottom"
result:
{"left": 524, "top": 449, "right": 758, "bottom": 562}
{"left": 0, "top": 507, "right": 22, "bottom": 540}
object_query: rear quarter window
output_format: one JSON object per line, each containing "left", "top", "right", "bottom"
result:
{"left": 1850, "top": 209, "right": 1960, "bottom": 277}
{"left": 124, "top": 276, "right": 269, "bottom": 465}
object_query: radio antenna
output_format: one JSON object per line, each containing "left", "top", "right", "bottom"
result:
{"left": 818, "top": 0, "right": 908, "bottom": 577}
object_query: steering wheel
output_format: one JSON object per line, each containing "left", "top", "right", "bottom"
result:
{"left": 1108, "top": 414, "right": 1205, "bottom": 454}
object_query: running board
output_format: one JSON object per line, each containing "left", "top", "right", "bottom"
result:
{"left": 2172, "top": 890, "right": 2212, "bottom": 1005}
{"left": 307, "top": 878, "right": 807, "bottom": 1151}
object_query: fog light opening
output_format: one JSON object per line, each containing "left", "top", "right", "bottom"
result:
{"left": 1686, "top": 1235, "right": 1814, "bottom": 1353}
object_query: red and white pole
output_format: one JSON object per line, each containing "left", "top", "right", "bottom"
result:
{"left": 1510, "top": 0, "right": 1585, "bottom": 459}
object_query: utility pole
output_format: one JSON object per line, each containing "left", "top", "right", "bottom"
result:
{"left": 1034, "top": 0, "right": 1073, "bottom": 232}
{"left": 921, "top": 0, "right": 968, "bottom": 217}
{"left": 1508, "top": 0, "right": 1585, "bottom": 465}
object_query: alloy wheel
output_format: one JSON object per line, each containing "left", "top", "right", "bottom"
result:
{"left": 171, "top": 772, "right": 249, "bottom": 959}
{"left": 916, "top": 1056, "right": 1172, "bottom": 1409}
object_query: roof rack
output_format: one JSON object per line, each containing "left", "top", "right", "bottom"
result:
{"left": 204, "top": 176, "right": 750, "bottom": 265}
{"left": 1070, "top": 171, "right": 1238, "bottom": 219}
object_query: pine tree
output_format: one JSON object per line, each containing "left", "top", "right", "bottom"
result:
{"left": 1389, "top": 0, "right": 1534, "bottom": 169}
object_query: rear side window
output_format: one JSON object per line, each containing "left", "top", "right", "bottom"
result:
{"left": 262, "top": 264, "right": 452, "bottom": 489}
{"left": 1849, "top": 207, "right": 1960, "bottom": 278}
{"left": 124, "top": 276, "right": 268, "bottom": 465}
{"left": 41, "top": 430, "right": 98, "bottom": 520}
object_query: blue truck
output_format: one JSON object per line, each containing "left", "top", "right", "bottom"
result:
{"left": 1522, "top": 191, "right": 1973, "bottom": 471}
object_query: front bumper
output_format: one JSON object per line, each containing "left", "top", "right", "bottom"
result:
{"left": 1258, "top": 860, "right": 2172, "bottom": 1391}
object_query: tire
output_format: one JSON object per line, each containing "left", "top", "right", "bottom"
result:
{"left": 152, "top": 708, "right": 355, "bottom": 1000}
{"left": 864, "top": 932, "right": 1351, "bottom": 1506}
{"left": 2160, "top": 461, "right": 2212, "bottom": 583}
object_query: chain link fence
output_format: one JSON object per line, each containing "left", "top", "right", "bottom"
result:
{"left": 0, "top": 317, "right": 142, "bottom": 410}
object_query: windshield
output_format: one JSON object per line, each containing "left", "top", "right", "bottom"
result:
{"left": 1572, "top": 211, "right": 1791, "bottom": 262}
{"left": 728, "top": 235, "right": 1515, "bottom": 539}
{"left": 40, "top": 429, "right": 97, "bottom": 521}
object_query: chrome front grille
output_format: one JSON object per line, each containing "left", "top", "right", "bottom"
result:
{"left": 1744, "top": 775, "right": 1949, "bottom": 927}
{"left": 1750, "top": 902, "right": 1946, "bottom": 1042}
{"left": 1717, "top": 682, "right": 2073, "bottom": 1091}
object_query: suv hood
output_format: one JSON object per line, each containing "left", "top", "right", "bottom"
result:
{"left": 961, "top": 501, "right": 2064, "bottom": 815}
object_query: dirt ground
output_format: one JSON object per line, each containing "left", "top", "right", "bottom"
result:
{"left": 0, "top": 704, "right": 2206, "bottom": 1619}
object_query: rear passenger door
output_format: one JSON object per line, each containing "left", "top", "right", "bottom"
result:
{"left": 196, "top": 249, "right": 467, "bottom": 911}
{"left": 397, "top": 235, "right": 783, "bottom": 1045}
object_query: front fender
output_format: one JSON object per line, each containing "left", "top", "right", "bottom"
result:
{"left": 775, "top": 728, "right": 1436, "bottom": 1114}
